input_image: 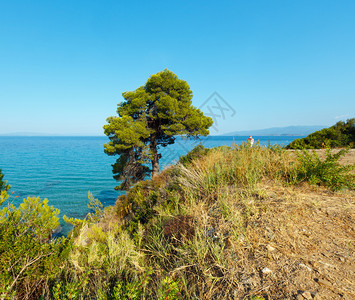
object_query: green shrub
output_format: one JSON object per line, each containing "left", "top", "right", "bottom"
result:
{"left": 179, "top": 144, "right": 211, "bottom": 166}
{"left": 112, "top": 268, "right": 153, "bottom": 299}
{"left": 287, "top": 118, "right": 355, "bottom": 149}
{"left": 0, "top": 193, "right": 68, "bottom": 299}
{"left": 0, "top": 169, "right": 10, "bottom": 191}
{"left": 114, "top": 180, "right": 165, "bottom": 235}
{"left": 158, "top": 277, "right": 181, "bottom": 300}
{"left": 292, "top": 148, "right": 354, "bottom": 191}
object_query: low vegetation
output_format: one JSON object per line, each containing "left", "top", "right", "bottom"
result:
{"left": 0, "top": 144, "right": 354, "bottom": 299}
{"left": 292, "top": 148, "right": 354, "bottom": 191}
{"left": 286, "top": 118, "right": 355, "bottom": 149}
{"left": 0, "top": 169, "right": 10, "bottom": 192}
{"left": 0, "top": 193, "right": 68, "bottom": 299}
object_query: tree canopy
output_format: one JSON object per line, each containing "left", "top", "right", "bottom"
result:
{"left": 104, "top": 69, "right": 213, "bottom": 189}
{"left": 286, "top": 118, "right": 355, "bottom": 149}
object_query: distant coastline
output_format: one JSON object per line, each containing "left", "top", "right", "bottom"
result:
{"left": 223, "top": 125, "right": 326, "bottom": 137}
{"left": 0, "top": 125, "right": 326, "bottom": 137}
{"left": 224, "top": 134, "right": 308, "bottom": 137}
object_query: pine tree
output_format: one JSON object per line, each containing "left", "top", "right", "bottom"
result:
{"left": 104, "top": 69, "right": 213, "bottom": 189}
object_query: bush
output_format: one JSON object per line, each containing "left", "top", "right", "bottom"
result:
{"left": 0, "top": 169, "right": 10, "bottom": 192}
{"left": 292, "top": 148, "right": 354, "bottom": 191}
{"left": 287, "top": 118, "right": 355, "bottom": 149}
{"left": 0, "top": 193, "right": 68, "bottom": 299}
{"left": 179, "top": 144, "right": 211, "bottom": 166}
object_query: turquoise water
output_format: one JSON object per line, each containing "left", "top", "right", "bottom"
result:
{"left": 0, "top": 135, "right": 301, "bottom": 235}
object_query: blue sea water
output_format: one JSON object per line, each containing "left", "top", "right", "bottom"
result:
{"left": 0, "top": 135, "right": 301, "bottom": 235}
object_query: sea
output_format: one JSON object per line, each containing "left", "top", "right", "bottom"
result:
{"left": 0, "top": 135, "right": 302, "bottom": 235}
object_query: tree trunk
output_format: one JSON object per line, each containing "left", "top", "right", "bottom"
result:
{"left": 150, "top": 134, "right": 159, "bottom": 178}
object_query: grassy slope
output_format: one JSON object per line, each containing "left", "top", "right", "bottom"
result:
{"left": 69, "top": 145, "right": 354, "bottom": 299}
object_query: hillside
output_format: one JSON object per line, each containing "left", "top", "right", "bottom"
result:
{"left": 1, "top": 145, "right": 354, "bottom": 299}
{"left": 287, "top": 119, "right": 355, "bottom": 149}
{"left": 223, "top": 125, "right": 326, "bottom": 136}
{"left": 75, "top": 145, "right": 355, "bottom": 299}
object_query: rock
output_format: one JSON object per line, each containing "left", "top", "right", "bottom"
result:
{"left": 322, "top": 262, "right": 336, "bottom": 269}
{"left": 314, "top": 278, "right": 332, "bottom": 288}
{"left": 297, "top": 291, "right": 314, "bottom": 299}
{"left": 267, "top": 244, "right": 276, "bottom": 252}
{"left": 242, "top": 276, "right": 257, "bottom": 287}
{"left": 261, "top": 267, "right": 273, "bottom": 274}
{"left": 238, "top": 235, "right": 245, "bottom": 243}
{"left": 302, "top": 291, "right": 312, "bottom": 299}
{"left": 299, "top": 263, "right": 312, "bottom": 272}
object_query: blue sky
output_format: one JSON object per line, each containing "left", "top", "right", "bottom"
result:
{"left": 0, "top": 0, "right": 354, "bottom": 135}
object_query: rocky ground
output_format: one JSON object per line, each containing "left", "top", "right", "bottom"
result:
{"left": 239, "top": 184, "right": 354, "bottom": 299}
{"left": 237, "top": 149, "right": 354, "bottom": 299}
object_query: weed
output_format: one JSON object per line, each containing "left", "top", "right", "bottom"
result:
{"left": 158, "top": 276, "right": 181, "bottom": 300}
{"left": 179, "top": 144, "right": 211, "bottom": 166}
{"left": 293, "top": 148, "right": 354, "bottom": 191}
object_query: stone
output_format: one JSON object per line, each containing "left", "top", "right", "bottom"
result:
{"left": 299, "top": 263, "right": 312, "bottom": 272}
{"left": 302, "top": 291, "right": 313, "bottom": 299}
{"left": 267, "top": 244, "right": 276, "bottom": 252}
{"left": 315, "top": 278, "right": 332, "bottom": 288}
{"left": 242, "top": 276, "right": 257, "bottom": 287}
{"left": 261, "top": 267, "right": 273, "bottom": 274}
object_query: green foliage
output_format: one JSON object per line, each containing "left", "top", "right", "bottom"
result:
{"left": 179, "top": 144, "right": 211, "bottom": 166}
{"left": 64, "top": 192, "right": 104, "bottom": 230}
{"left": 292, "top": 148, "right": 355, "bottom": 191}
{"left": 287, "top": 118, "right": 355, "bottom": 149}
{"left": 51, "top": 270, "right": 92, "bottom": 300}
{"left": 0, "top": 169, "right": 10, "bottom": 191}
{"left": 112, "top": 268, "right": 153, "bottom": 300}
{"left": 119, "top": 181, "right": 160, "bottom": 235}
{"left": 0, "top": 195, "right": 68, "bottom": 299}
{"left": 158, "top": 277, "right": 181, "bottom": 300}
{"left": 56, "top": 227, "right": 148, "bottom": 299}
{"left": 104, "top": 69, "right": 213, "bottom": 189}
{"left": 87, "top": 191, "right": 104, "bottom": 222}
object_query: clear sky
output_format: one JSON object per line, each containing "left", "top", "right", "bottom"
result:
{"left": 0, "top": 0, "right": 354, "bottom": 135}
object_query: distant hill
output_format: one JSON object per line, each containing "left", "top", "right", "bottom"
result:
{"left": 286, "top": 119, "right": 355, "bottom": 149}
{"left": 223, "top": 125, "right": 327, "bottom": 136}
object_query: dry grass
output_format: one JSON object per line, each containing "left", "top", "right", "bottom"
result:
{"left": 61, "top": 145, "right": 354, "bottom": 299}
{"left": 159, "top": 182, "right": 354, "bottom": 298}
{"left": 144, "top": 145, "right": 355, "bottom": 299}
